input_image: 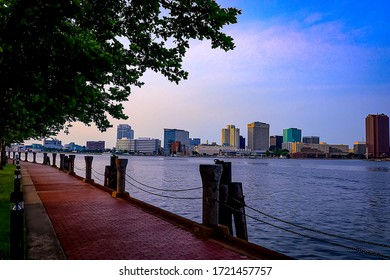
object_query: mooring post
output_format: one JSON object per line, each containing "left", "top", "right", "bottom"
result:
{"left": 12, "top": 151, "right": 15, "bottom": 160}
{"left": 112, "top": 158, "right": 129, "bottom": 198}
{"left": 24, "top": 152, "right": 28, "bottom": 162}
{"left": 199, "top": 164, "right": 223, "bottom": 227}
{"left": 229, "top": 182, "right": 248, "bottom": 241}
{"left": 43, "top": 152, "right": 48, "bottom": 165}
{"left": 52, "top": 153, "right": 57, "bottom": 167}
{"left": 10, "top": 160, "right": 24, "bottom": 259}
{"left": 68, "top": 155, "right": 76, "bottom": 175}
{"left": 32, "top": 152, "right": 36, "bottom": 163}
{"left": 59, "top": 154, "right": 65, "bottom": 170}
{"left": 84, "top": 156, "right": 94, "bottom": 183}
{"left": 215, "top": 159, "right": 233, "bottom": 234}
{"left": 18, "top": 152, "right": 21, "bottom": 161}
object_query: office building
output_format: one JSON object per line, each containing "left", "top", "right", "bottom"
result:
{"left": 247, "top": 122, "right": 270, "bottom": 151}
{"left": 117, "top": 124, "right": 134, "bottom": 140}
{"left": 290, "top": 142, "right": 349, "bottom": 158}
{"left": 365, "top": 114, "right": 390, "bottom": 158}
{"left": 303, "top": 136, "right": 320, "bottom": 144}
{"left": 86, "top": 141, "right": 105, "bottom": 151}
{"left": 163, "top": 128, "right": 190, "bottom": 155}
{"left": 283, "top": 128, "right": 302, "bottom": 143}
{"left": 221, "top": 125, "right": 240, "bottom": 148}
{"left": 270, "top": 135, "right": 283, "bottom": 151}
{"left": 353, "top": 142, "right": 366, "bottom": 156}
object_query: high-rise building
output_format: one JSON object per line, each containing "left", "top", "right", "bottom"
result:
{"left": 247, "top": 122, "right": 270, "bottom": 151}
{"left": 283, "top": 128, "right": 302, "bottom": 143}
{"left": 270, "top": 135, "right": 283, "bottom": 151}
{"left": 221, "top": 125, "right": 240, "bottom": 148}
{"left": 117, "top": 124, "right": 134, "bottom": 140}
{"left": 365, "top": 114, "right": 390, "bottom": 158}
{"left": 303, "top": 136, "right": 320, "bottom": 144}
{"left": 163, "top": 128, "right": 190, "bottom": 154}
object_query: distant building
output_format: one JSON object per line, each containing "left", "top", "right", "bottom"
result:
{"left": 221, "top": 125, "right": 240, "bottom": 148}
{"left": 247, "top": 122, "right": 270, "bottom": 151}
{"left": 353, "top": 141, "right": 366, "bottom": 156}
{"left": 64, "top": 142, "right": 85, "bottom": 152}
{"left": 43, "top": 139, "right": 63, "bottom": 150}
{"left": 116, "top": 138, "right": 131, "bottom": 151}
{"left": 239, "top": 136, "right": 246, "bottom": 149}
{"left": 365, "top": 114, "right": 390, "bottom": 158}
{"left": 163, "top": 128, "right": 190, "bottom": 155}
{"left": 195, "top": 143, "right": 221, "bottom": 156}
{"left": 189, "top": 138, "right": 201, "bottom": 152}
{"left": 86, "top": 141, "right": 105, "bottom": 151}
{"left": 303, "top": 136, "right": 320, "bottom": 144}
{"left": 117, "top": 124, "right": 134, "bottom": 140}
{"left": 270, "top": 135, "right": 283, "bottom": 151}
{"left": 129, "top": 138, "right": 161, "bottom": 155}
{"left": 290, "top": 143, "right": 349, "bottom": 158}
{"left": 283, "top": 128, "right": 302, "bottom": 143}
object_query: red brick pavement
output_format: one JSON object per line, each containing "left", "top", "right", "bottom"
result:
{"left": 21, "top": 162, "right": 251, "bottom": 260}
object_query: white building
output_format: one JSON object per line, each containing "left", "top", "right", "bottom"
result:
{"left": 116, "top": 138, "right": 161, "bottom": 155}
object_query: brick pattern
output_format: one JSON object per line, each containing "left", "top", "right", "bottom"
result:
{"left": 22, "top": 162, "right": 249, "bottom": 260}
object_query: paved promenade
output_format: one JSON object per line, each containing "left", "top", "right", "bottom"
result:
{"left": 21, "top": 161, "right": 261, "bottom": 260}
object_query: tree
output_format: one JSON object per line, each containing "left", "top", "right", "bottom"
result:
{"left": 0, "top": 0, "right": 240, "bottom": 167}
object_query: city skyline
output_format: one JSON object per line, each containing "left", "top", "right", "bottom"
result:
{"left": 25, "top": 1, "right": 390, "bottom": 148}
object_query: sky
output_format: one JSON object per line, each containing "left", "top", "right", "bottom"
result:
{"left": 31, "top": 0, "right": 390, "bottom": 149}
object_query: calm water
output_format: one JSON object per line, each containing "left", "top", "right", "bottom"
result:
{"left": 37, "top": 154, "right": 390, "bottom": 259}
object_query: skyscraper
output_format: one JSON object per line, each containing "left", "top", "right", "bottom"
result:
{"left": 221, "top": 125, "right": 240, "bottom": 148}
{"left": 247, "top": 122, "right": 270, "bottom": 151}
{"left": 365, "top": 114, "right": 390, "bottom": 158}
{"left": 163, "top": 128, "right": 190, "bottom": 154}
{"left": 117, "top": 124, "right": 134, "bottom": 140}
{"left": 283, "top": 128, "right": 302, "bottom": 143}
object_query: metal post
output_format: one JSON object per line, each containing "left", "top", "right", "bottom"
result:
{"left": 10, "top": 160, "right": 24, "bottom": 259}
{"left": 68, "top": 155, "right": 76, "bottom": 175}
{"left": 84, "top": 156, "right": 93, "bottom": 182}
{"left": 199, "top": 164, "right": 223, "bottom": 227}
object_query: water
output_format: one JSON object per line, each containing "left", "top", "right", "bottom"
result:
{"left": 35, "top": 153, "right": 390, "bottom": 259}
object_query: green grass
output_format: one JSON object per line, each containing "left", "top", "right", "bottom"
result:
{"left": 0, "top": 164, "right": 16, "bottom": 259}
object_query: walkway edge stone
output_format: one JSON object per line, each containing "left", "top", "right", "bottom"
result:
{"left": 22, "top": 167, "right": 66, "bottom": 260}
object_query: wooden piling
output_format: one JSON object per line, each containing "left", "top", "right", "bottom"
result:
{"left": 229, "top": 182, "right": 248, "bottom": 241}
{"left": 84, "top": 156, "right": 93, "bottom": 183}
{"left": 59, "top": 154, "right": 65, "bottom": 170}
{"left": 68, "top": 155, "right": 75, "bottom": 175}
{"left": 199, "top": 164, "right": 223, "bottom": 227}
{"left": 112, "top": 158, "right": 129, "bottom": 198}
{"left": 52, "top": 153, "right": 57, "bottom": 167}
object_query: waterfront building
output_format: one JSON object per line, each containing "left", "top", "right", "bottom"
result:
{"left": 270, "top": 135, "right": 283, "bottom": 151}
{"left": 247, "top": 122, "right": 270, "bottom": 151}
{"left": 116, "top": 138, "right": 131, "bottom": 151}
{"left": 221, "top": 125, "right": 240, "bottom": 148}
{"left": 290, "top": 143, "right": 349, "bottom": 158}
{"left": 43, "top": 138, "right": 63, "bottom": 150}
{"left": 302, "top": 136, "right": 320, "bottom": 144}
{"left": 194, "top": 143, "right": 221, "bottom": 156}
{"left": 86, "top": 141, "right": 105, "bottom": 151}
{"left": 283, "top": 128, "right": 302, "bottom": 143}
{"left": 163, "top": 128, "right": 190, "bottom": 155}
{"left": 365, "top": 114, "right": 390, "bottom": 158}
{"left": 353, "top": 142, "right": 366, "bottom": 156}
{"left": 189, "top": 138, "right": 201, "bottom": 152}
{"left": 129, "top": 138, "right": 161, "bottom": 155}
{"left": 117, "top": 124, "right": 134, "bottom": 140}
{"left": 64, "top": 142, "right": 85, "bottom": 152}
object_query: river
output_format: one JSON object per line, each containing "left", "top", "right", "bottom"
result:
{"left": 35, "top": 153, "right": 390, "bottom": 260}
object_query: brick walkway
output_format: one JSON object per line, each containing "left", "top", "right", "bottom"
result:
{"left": 21, "top": 161, "right": 252, "bottom": 260}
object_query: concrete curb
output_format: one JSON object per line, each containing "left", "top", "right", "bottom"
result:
{"left": 22, "top": 167, "right": 66, "bottom": 260}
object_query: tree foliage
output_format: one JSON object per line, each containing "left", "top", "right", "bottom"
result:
{"left": 0, "top": 0, "right": 240, "bottom": 145}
